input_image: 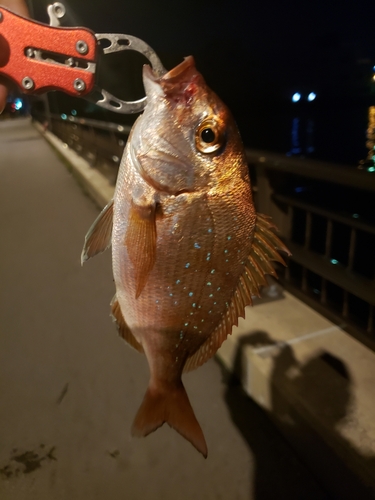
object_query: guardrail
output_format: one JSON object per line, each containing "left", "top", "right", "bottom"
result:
{"left": 37, "top": 113, "right": 131, "bottom": 185}
{"left": 34, "top": 113, "right": 375, "bottom": 351}
{"left": 250, "top": 151, "right": 375, "bottom": 351}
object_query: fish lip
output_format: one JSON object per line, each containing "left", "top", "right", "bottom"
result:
{"left": 143, "top": 56, "right": 196, "bottom": 84}
{"left": 161, "top": 56, "right": 196, "bottom": 82}
{"left": 143, "top": 55, "right": 202, "bottom": 102}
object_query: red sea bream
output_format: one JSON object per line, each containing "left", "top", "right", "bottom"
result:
{"left": 82, "top": 56, "right": 290, "bottom": 457}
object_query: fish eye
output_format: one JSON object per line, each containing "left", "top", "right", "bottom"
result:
{"left": 195, "top": 117, "right": 224, "bottom": 154}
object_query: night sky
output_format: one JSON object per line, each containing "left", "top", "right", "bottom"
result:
{"left": 29, "top": 0, "right": 375, "bottom": 163}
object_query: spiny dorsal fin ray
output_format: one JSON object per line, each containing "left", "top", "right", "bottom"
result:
{"left": 183, "top": 212, "right": 290, "bottom": 373}
{"left": 125, "top": 202, "right": 157, "bottom": 299}
{"left": 81, "top": 199, "right": 114, "bottom": 265}
{"left": 110, "top": 295, "right": 144, "bottom": 353}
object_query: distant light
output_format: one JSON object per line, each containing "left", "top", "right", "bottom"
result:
{"left": 330, "top": 259, "right": 339, "bottom": 265}
{"left": 71, "top": 109, "right": 77, "bottom": 116}
{"left": 295, "top": 186, "right": 306, "bottom": 193}
{"left": 14, "top": 98, "right": 23, "bottom": 110}
{"left": 61, "top": 113, "right": 67, "bottom": 120}
{"left": 292, "top": 93, "right": 301, "bottom": 103}
{"left": 308, "top": 92, "right": 316, "bottom": 102}
{"left": 352, "top": 213, "right": 359, "bottom": 219}
{"left": 368, "top": 166, "right": 375, "bottom": 172}
{"left": 373, "top": 65, "right": 375, "bottom": 71}
{"left": 313, "top": 288, "right": 320, "bottom": 295}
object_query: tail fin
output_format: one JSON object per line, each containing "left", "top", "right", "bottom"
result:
{"left": 131, "top": 382, "right": 208, "bottom": 458}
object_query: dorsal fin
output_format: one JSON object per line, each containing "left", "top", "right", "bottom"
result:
{"left": 110, "top": 295, "right": 144, "bottom": 353}
{"left": 125, "top": 202, "right": 157, "bottom": 299}
{"left": 81, "top": 200, "right": 114, "bottom": 265}
{"left": 183, "top": 213, "right": 290, "bottom": 372}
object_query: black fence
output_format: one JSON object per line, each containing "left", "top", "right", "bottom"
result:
{"left": 34, "top": 113, "right": 375, "bottom": 352}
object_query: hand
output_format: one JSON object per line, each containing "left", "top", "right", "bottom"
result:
{"left": 0, "top": 0, "right": 30, "bottom": 113}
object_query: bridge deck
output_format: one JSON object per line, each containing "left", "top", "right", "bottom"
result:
{"left": 0, "top": 118, "right": 327, "bottom": 500}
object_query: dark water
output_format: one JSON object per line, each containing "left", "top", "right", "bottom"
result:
{"left": 236, "top": 101, "right": 371, "bottom": 167}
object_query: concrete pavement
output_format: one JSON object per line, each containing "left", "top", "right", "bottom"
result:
{"left": 0, "top": 118, "right": 329, "bottom": 500}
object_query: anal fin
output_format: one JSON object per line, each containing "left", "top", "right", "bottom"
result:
{"left": 81, "top": 200, "right": 114, "bottom": 265}
{"left": 110, "top": 295, "right": 144, "bottom": 353}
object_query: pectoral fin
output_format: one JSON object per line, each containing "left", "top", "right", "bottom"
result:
{"left": 81, "top": 200, "right": 114, "bottom": 265}
{"left": 125, "top": 202, "right": 157, "bottom": 299}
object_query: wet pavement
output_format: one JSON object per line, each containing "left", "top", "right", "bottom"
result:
{"left": 0, "top": 118, "right": 330, "bottom": 500}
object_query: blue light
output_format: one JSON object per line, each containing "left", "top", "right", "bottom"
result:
{"left": 14, "top": 98, "right": 23, "bottom": 110}
{"left": 330, "top": 259, "right": 339, "bottom": 265}
{"left": 352, "top": 213, "right": 359, "bottom": 219}
{"left": 71, "top": 109, "right": 77, "bottom": 116}
{"left": 292, "top": 93, "right": 301, "bottom": 103}
{"left": 308, "top": 92, "right": 316, "bottom": 102}
{"left": 61, "top": 113, "right": 67, "bottom": 120}
{"left": 368, "top": 166, "right": 375, "bottom": 172}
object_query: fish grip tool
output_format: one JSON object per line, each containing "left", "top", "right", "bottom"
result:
{"left": 0, "top": 2, "right": 166, "bottom": 113}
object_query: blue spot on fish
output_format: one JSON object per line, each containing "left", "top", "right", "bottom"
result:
{"left": 227, "top": 236, "right": 231, "bottom": 240}
{"left": 192, "top": 303, "right": 196, "bottom": 307}
{"left": 209, "top": 294, "right": 213, "bottom": 298}
{"left": 189, "top": 292, "right": 193, "bottom": 297}
{"left": 224, "top": 249, "right": 228, "bottom": 254}
{"left": 194, "top": 242, "right": 201, "bottom": 249}
{"left": 185, "top": 263, "right": 190, "bottom": 268}
{"left": 211, "top": 269, "right": 215, "bottom": 274}
{"left": 176, "top": 279, "right": 181, "bottom": 284}
{"left": 208, "top": 228, "right": 213, "bottom": 233}
{"left": 217, "top": 287, "right": 221, "bottom": 291}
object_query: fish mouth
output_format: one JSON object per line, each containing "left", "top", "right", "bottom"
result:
{"left": 161, "top": 56, "right": 196, "bottom": 82}
{"left": 144, "top": 56, "right": 204, "bottom": 103}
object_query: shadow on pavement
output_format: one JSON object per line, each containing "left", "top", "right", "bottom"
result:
{"left": 221, "top": 331, "right": 375, "bottom": 500}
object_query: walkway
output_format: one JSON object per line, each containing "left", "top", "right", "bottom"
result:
{"left": 0, "top": 118, "right": 328, "bottom": 500}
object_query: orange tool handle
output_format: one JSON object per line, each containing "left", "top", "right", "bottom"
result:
{"left": 0, "top": 7, "right": 97, "bottom": 96}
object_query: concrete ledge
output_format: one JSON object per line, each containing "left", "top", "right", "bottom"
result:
{"left": 218, "top": 287, "right": 375, "bottom": 498}
{"left": 35, "top": 123, "right": 375, "bottom": 498}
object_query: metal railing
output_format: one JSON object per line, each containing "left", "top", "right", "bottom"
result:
{"left": 34, "top": 113, "right": 375, "bottom": 351}
{"left": 36, "top": 113, "right": 131, "bottom": 185}
{"left": 250, "top": 150, "right": 375, "bottom": 351}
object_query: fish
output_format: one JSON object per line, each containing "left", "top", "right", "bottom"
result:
{"left": 81, "top": 55, "right": 290, "bottom": 458}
